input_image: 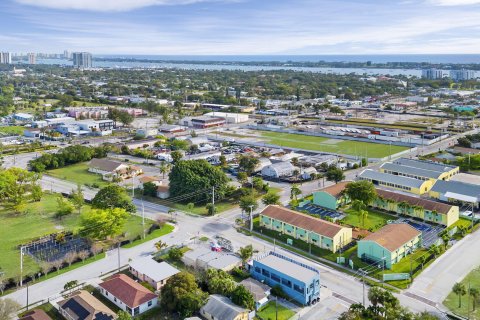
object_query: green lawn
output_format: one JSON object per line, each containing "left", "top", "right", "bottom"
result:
{"left": 444, "top": 267, "right": 480, "bottom": 319}
{"left": 260, "top": 131, "right": 409, "bottom": 158}
{"left": 341, "top": 208, "right": 396, "bottom": 231}
{"left": 0, "top": 126, "right": 25, "bottom": 136}
{"left": 0, "top": 192, "right": 165, "bottom": 280}
{"left": 47, "top": 162, "right": 111, "bottom": 188}
{"left": 122, "top": 223, "right": 175, "bottom": 248}
{"left": 256, "top": 301, "right": 295, "bottom": 320}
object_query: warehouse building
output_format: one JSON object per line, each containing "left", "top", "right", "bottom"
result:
{"left": 357, "top": 223, "right": 422, "bottom": 269}
{"left": 204, "top": 112, "right": 250, "bottom": 124}
{"left": 380, "top": 162, "right": 446, "bottom": 182}
{"left": 430, "top": 180, "right": 480, "bottom": 208}
{"left": 259, "top": 205, "right": 352, "bottom": 253}
{"left": 373, "top": 189, "right": 459, "bottom": 227}
{"left": 392, "top": 158, "right": 459, "bottom": 180}
{"left": 358, "top": 169, "right": 434, "bottom": 195}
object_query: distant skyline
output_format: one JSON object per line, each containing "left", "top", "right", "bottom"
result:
{"left": 1, "top": 0, "right": 480, "bottom": 55}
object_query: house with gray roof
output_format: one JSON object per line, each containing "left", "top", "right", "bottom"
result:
{"left": 358, "top": 169, "right": 434, "bottom": 195}
{"left": 129, "top": 257, "right": 179, "bottom": 291}
{"left": 200, "top": 294, "right": 249, "bottom": 320}
{"left": 240, "top": 278, "right": 271, "bottom": 310}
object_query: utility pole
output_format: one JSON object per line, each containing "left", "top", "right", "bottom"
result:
{"left": 361, "top": 269, "right": 366, "bottom": 306}
{"left": 212, "top": 186, "right": 215, "bottom": 209}
{"left": 20, "top": 246, "right": 24, "bottom": 287}
{"left": 249, "top": 205, "right": 254, "bottom": 232}
{"left": 117, "top": 242, "right": 121, "bottom": 273}
{"left": 141, "top": 197, "right": 145, "bottom": 239}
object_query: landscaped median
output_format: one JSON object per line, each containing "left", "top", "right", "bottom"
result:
{"left": 444, "top": 267, "right": 480, "bottom": 320}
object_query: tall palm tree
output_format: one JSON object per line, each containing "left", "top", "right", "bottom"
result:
{"left": 359, "top": 209, "right": 369, "bottom": 228}
{"left": 290, "top": 184, "right": 301, "bottom": 201}
{"left": 159, "top": 162, "right": 170, "bottom": 179}
{"left": 351, "top": 200, "right": 366, "bottom": 213}
{"left": 470, "top": 287, "right": 479, "bottom": 311}
{"left": 453, "top": 282, "right": 467, "bottom": 308}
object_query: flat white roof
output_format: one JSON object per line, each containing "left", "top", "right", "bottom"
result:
{"left": 129, "top": 257, "right": 179, "bottom": 282}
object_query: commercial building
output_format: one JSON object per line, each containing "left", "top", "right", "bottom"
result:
{"left": 182, "top": 246, "right": 242, "bottom": 271}
{"left": 72, "top": 52, "right": 93, "bottom": 68}
{"left": 392, "top": 158, "right": 459, "bottom": 180}
{"left": 204, "top": 112, "right": 250, "bottom": 124}
{"left": 67, "top": 106, "right": 109, "bottom": 119}
{"left": 357, "top": 223, "right": 422, "bottom": 269}
{"left": 250, "top": 251, "right": 320, "bottom": 305}
{"left": 13, "top": 113, "right": 34, "bottom": 122}
{"left": 380, "top": 162, "right": 447, "bottom": 182}
{"left": 450, "top": 69, "right": 476, "bottom": 81}
{"left": 430, "top": 180, "right": 480, "bottom": 208}
{"left": 58, "top": 290, "right": 116, "bottom": 320}
{"left": 28, "top": 52, "right": 36, "bottom": 64}
{"left": 261, "top": 161, "right": 297, "bottom": 179}
{"left": 190, "top": 116, "right": 226, "bottom": 129}
{"left": 358, "top": 169, "right": 434, "bottom": 195}
{"left": 129, "top": 257, "right": 179, "bottom": 291}
{"left": 260, "top": 205, "right": 352, "bottom": 253}
{"left": 99, "top": 274, "right": 158, "bottom": 316}
{"left": 0, "top": 52, "right": 12, "bottom": 64}
{"left": 373, "top": 189, "right": 459, "bottom": 227}
{"left": 312, "top": 181, "right": 351, "bottom": 210}
{"left": 421, "top": 68, "right": 449, "bottom": 80}
{"left": 200, "top": 294, "right": 249, "bottom": 320}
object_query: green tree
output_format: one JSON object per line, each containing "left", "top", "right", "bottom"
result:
{"left": 80, "top": 208, "right": 129, "bottom": 240}
{"left": 154, "top": 240, "right": 168, "bottom": 252}
{"left": 142, "top": 181, "right": 158, "bottom": 197}
{"left": 206, "top": 203, "right": 217, "bottom": 216}
{"left": 237, "top": 172, "right": 248, "bottom": 185}
{"left": 238, "top": 245, "right": 253, "bottom": 263}
{"left": 238, "top": 155, "right": 259, "bottom": 176}
{"left": 161, "top": 272, "right": 208, "bottom": 317}
{"left": 169, "top": 160, "right": 229, "bottom": 202}
{"left": 204, "top": 269, "right": 237, "bottom": 296}
{"left": 359, "top": 209, "right": 369, "bottom": 228}
{"left": 262, "top": 191, "right": 280, "bottom": 205}
{"left": 230, "top": 285, "right": 255, "bottom": 310}
{"left": 63, "top": 280, "right": 79, "bottom": 294}
{"left": 118, "top": 110, "right": 134, "bottom": 126}
{"left": 470, "top": 287, "right": 479, "bottom": 311}
{"left": 453, "top": 282, "right": 467, "bottom": 308}
{"left": 252, "top": 177, "right": 265, "bottom": 191}
{"left": 219, "top": 155, "right": 228, "bottom": 168}
{"left": 91, "top": 185, "right": 136, "bottom": 212}
{"left": 70, "top": 184, "right": 85, "bottom": 215}
{"left": 159, "top": 161, "right": 171, "bottom": 178}
{"left": 239, "top": 193, "right": 258, "bottom": 214}
{"left": 168, "top": 247, "right": 184, "bottom": 261}
{"left": 116, "top": 311, "right": 133, "bottom": 320}
{"left": 345, "top": 180, "right": 377, "bottom": 204}
{"left": 0, "top": 298, "right": 21, "bottom": 320}
{"left": 290, "top": 184, "right": 302, "bottom": 201}
{"left": 56, "top": 196, "right": 75, "bottom": 219}
{"left": 325, "top": 166, "right": 345, "bottom": 183}
{"left": 170, "top": 150, "right": 183, "bottom": 164}
{"left": 351, "top": 199, "right": 366, "bottom": 213}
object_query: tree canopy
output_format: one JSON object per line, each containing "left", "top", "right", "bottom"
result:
{"left": 91, "top": 185, "right": 136, "bottom": 212}
{"left": 169, "top": 159, "right": 229, "bottom": 202}
{"left": 0, "top": 167, "right": 41, "bottom": 212}
{"left": 344, "top": 180, "right": 377, "bottom": 204}
{"left": 80, "top": 208, "right": 129, "bottom": 240}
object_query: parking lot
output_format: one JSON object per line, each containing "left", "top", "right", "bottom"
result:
{"left": 299, "top": 203, "right": 345, "bottom": 221}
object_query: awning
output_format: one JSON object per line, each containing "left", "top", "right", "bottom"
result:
{"left": 444, "top": 191, "right": 478, "bottom": 203}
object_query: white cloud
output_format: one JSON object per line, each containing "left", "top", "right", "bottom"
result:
{"left": 14, "top": 0, "right": 229, "bottom": 11}
{"left": 427, "top": 0, "right": 480, "bottom": 6}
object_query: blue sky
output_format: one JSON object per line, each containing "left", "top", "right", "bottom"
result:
{"left": 1, "top": 0, "right": 480, "bottom": 54}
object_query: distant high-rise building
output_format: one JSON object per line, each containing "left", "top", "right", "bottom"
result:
{"left": 63, "top": 50, "right": 70, "bottom": 59}
{"left": 0, "top": 52, "right": 12, "bottom": 64}
{"left": 450, "top": 69, "right": 476, "bottom": 81}
{"left": 421, "top": 68, "right": 448, "bottom": 80}
{"left": 28, "top": 52, "right": 36, "bottom": 64}
{"left": 72, "top": 52, "right": 92, "bottom": 68}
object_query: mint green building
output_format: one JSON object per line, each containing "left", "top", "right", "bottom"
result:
{"left": 312, "top": 181, "right": 350, "bottom": 210}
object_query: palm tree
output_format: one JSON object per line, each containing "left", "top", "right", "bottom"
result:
{"left": 470, "top": 287, "right": 479, "bottom": 311}
{"left": 154, "top": 240, "right": 168, "bottom": 252}
{"left": 429, "top": 244, "right": 441, "bottom": 258}
{"left": 351, "top": 200, "right": 366, "bottom": 213}
{"left": 159, "top": 162, "right": 170, "bottom": 179}
{"left": 290, "top": 184, "right": 301, "bottom": 201}
{"left": 453, "top": 282, "right": 467, "bottom": 308}
{"left": 359, "top": 209, "right": 369, "bottom": 228}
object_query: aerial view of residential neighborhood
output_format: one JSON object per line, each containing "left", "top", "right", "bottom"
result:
{"left": 2, "top": 1, "right": 480, "bottom": 320}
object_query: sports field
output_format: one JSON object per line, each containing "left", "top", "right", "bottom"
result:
{"left": 260, "top": 131, "right": 409, "bottom": 158}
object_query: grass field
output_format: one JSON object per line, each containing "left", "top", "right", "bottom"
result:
{"left": 259, "top": 131, "right": 409, "bottom": 158}
{"left": 256, "top": 301, "right": 296, "bottom": 320}
{"left": 342, "top": 208, "right": 397, "bottom": 231}
{"left": 0, "top": 193, "right": 161, "bottom": 278}
{"left": 47, "top": 162, "right": 110, "bottom": 188}
{"left": 444, "top": 267, "right": 480, "bottom": 319}
{"left": 0, "top": 126, "right": 25, "bottom": 136}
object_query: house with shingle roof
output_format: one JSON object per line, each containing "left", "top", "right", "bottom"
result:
{"left": 259, "top": 205, "right": 352, "bottom": 253}
{"left": 88, "top": 158, "right": 142, "bottom": 181}
{"left": 357, "top": 223, "right": 422, "bottom": 269}
{"left": 98, "top": 274, "right": 158, "bottom": 316}
{"left": 200, "top": 294, "right": 249, "bottom": 320}
{"left": 57, "top": 290, "right": 116, "bottom": 320}
{"left": 312, "top": 181, "right": 351, "bottom": 210}
{"left": 372, "top": 188, "right": 459, "bottom": 227}
{"left": 19, "top": 309, "right": 52, "bottom": 320}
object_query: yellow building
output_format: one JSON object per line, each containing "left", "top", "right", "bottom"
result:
{"left": 359, "top": 169, "right": 434, "bottom": 195}
{"left": 260, "top": 205, "right": 352, "bottom": 253}
{"left": 373, "top": 189, "right": 459, "bottom": 227}
{"left": 390, "top": 158, "right": 459, "bottom": 181}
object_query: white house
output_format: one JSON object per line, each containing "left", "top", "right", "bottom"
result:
{"left": 261, "top": 161, "right": 297, "bottom": 178}
{"left": 156, "top": 185, "right": 170, "bottom": 199}
{"left": 99, "top": 274, "right": 158, "bottom": 316}
{"left": 129, "top": 257, "right": 179, "bottom": 291}
{"left": 88, "top": 158, "right": 143, "bottom": 181}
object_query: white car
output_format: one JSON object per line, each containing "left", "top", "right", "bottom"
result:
{"left": 462, "top": 210, "right": 473, "bottom": 218}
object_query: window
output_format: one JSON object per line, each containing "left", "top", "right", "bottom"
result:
{"left": 262, "top": 269, "right": 270, "bottom": 277}
{"left": 271, "top": 273, "right": 280, "bottom": 283}
{"left": 114, "top": 297, "right": 117, "bottom": 302}
{"left": 105, "top": 292, "right": 109, "bottom": 296}
{"left": 282, "top": 278, "right": 292, "bottom": 287}
{"left": 293, "top": 284, "right": 304, "bottom": 293}
{"left": 148, "top": 301, "right": 153, "bottom": 307}
{"left": 255, "top": 267, "right": 261, "bottom": 273}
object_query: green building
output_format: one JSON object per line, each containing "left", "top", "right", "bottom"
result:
{"left": 312, "top": 181, "right": 350, "bottom": 210}
{"left": 357, "top": 223, "right": 421, "bottom": 269}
